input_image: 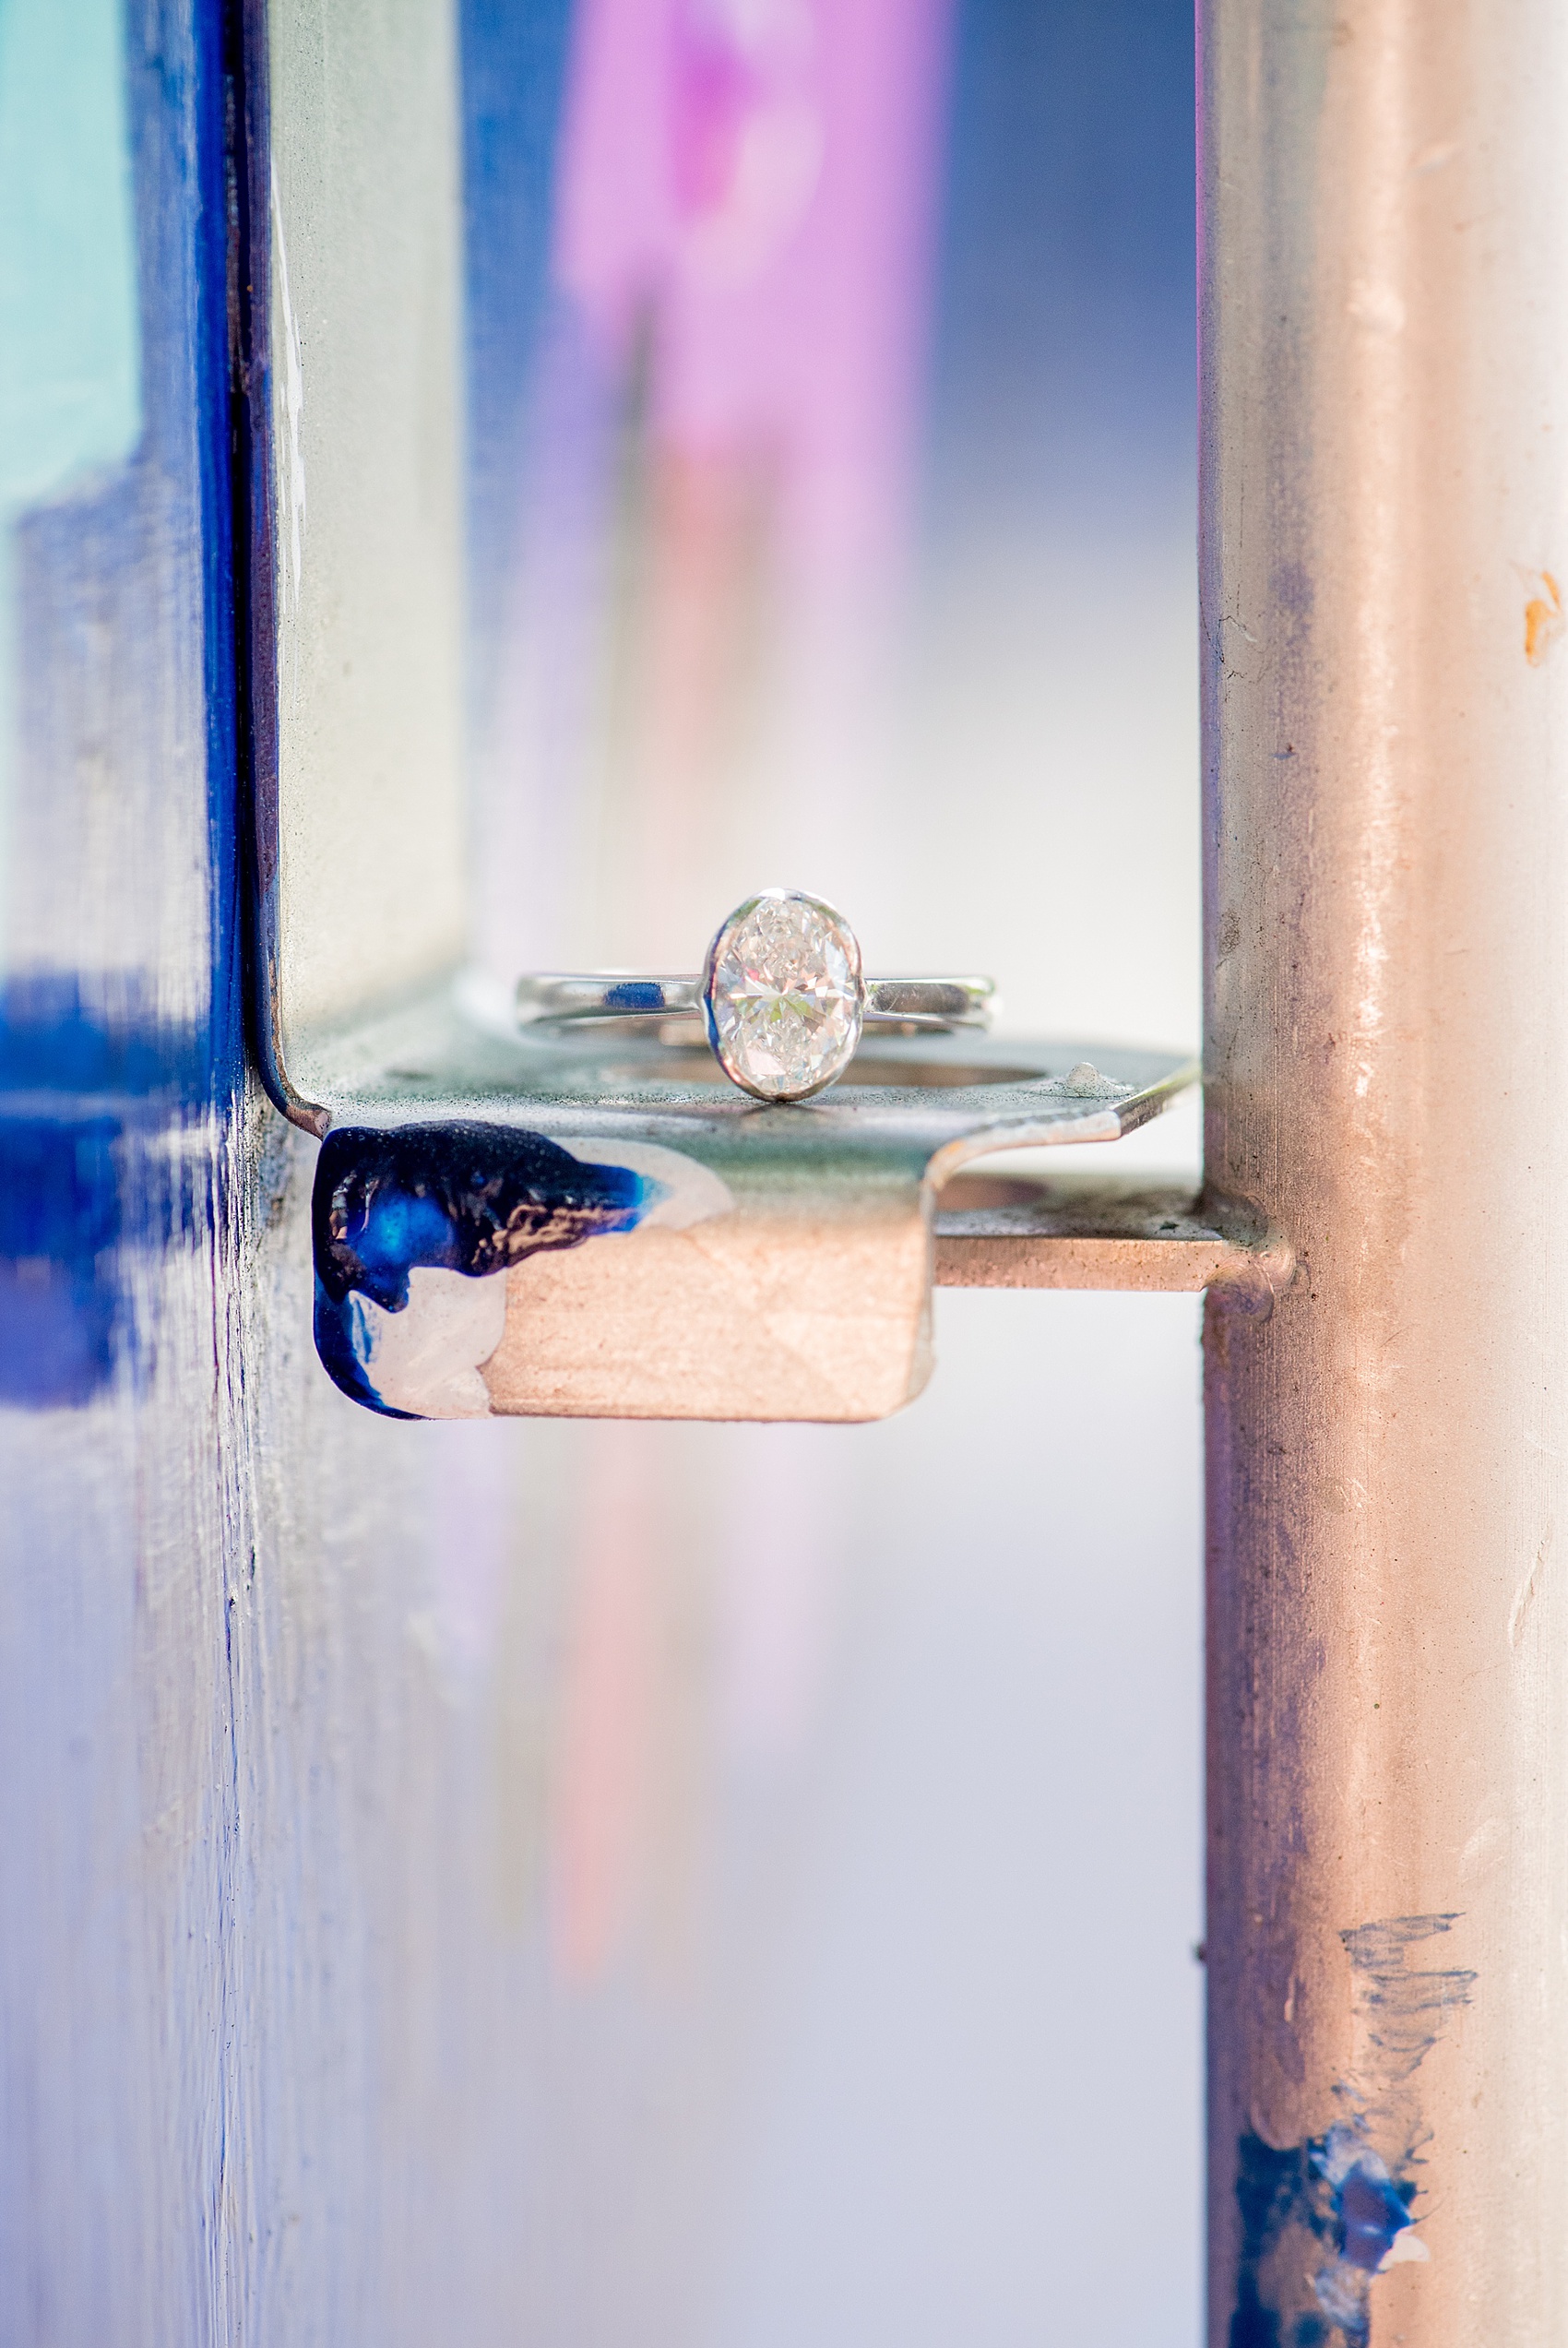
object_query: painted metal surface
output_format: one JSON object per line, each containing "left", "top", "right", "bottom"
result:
{"left": 0, "top": 1, "right": 252, "bottom": 2332}
{"left": 265, "top": 0, "right": 469, "bottom": 1031}
{"left": 1202, "top": 2, "right": 1568, "bottom": 2339}
{"left": 0, "top": 0, "right": 1207, "bottom": 2338}
{"left": 291, "top": 998, "right": 1193, "bottom": 1418}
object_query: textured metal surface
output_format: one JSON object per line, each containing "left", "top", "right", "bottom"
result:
{"left": 1203, "top": 2, "right": 1568, "bottom": 2339}
{"left": 291, "top": 978, "right": 1187, "bottom": 1144}
{"left": 291, "top": 983, "right": 1197, "bottom": 1420}
{"left": 934, "top": 1177, "right": 1288, "bottom": 1299}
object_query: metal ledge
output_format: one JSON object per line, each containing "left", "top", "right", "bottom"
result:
{"left": 291, "top": 977, "right": 1213, "bottom": 1422}
{"left": 934, "top": 1176, "right": 1291, "bottom": 1301}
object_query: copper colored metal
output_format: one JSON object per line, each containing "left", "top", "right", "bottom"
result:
{"left": 933, "top": 1179, "right": 1288, "bottom": 1300}
{"left": 1202, "top": 2, "right": 1568, "bottom": 2338}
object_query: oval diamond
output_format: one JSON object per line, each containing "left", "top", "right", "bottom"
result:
{"left": 703, "top": 890, "right": 865, "bottom": 1101}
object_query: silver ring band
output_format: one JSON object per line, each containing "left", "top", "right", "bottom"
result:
{"left": 517, "top": 890, "right": 992, "bottom": 1103}
{"left": 516, "top": 973, "right": 994, "bottom": 1032}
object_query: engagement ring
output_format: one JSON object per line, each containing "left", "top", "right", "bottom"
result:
{"left": 516, "top": 888, "right": 994, "bottom": 1103}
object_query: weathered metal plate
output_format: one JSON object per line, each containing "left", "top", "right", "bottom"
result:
{"left": 289, "top": 978, "right": 1196, "bottom": 1422}
{"left": 935, "top": 1179, "right": 1234, "bottom": 1290}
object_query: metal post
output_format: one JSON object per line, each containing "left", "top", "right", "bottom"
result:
{"left": 1202, "top": 4, "right": 1568, "bottom": 2340}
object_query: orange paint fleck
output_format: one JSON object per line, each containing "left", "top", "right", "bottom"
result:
{"left": 1525, "top": 569, "right": 1562, "bottom": 665}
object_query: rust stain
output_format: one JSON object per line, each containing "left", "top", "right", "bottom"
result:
{"left": 1525, "top": 570, "right": 1562, "bottom": 664}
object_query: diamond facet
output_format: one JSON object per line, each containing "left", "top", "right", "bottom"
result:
{"left": 703, "top": 890, "right": 864, "bottom": 1101}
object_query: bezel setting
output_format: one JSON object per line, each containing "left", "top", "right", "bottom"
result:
{"left": 701, "top": 888, "right": 866, "bottom": 1102}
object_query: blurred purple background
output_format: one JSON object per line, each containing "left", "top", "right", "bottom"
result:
{"left": 450, "top": 5, "right": 1204, "bottom": 2339}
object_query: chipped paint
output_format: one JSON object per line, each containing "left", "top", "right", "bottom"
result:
{"left": 312, "top": 1121, "right": 663, "bottom": 1416}
{"left": 1229, "top": 2132, "right": 1420, "bottom": 2348}
{"left": 345, "top": 1264, "right": 509, "bottom": 1418}
{"left": 1230, "top": 1916, "right": 1475, "bottom": 2345}
{"left": 311, "top": 1123, "right": 737, "bottom": 1418}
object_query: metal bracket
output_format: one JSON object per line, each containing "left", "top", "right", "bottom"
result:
{"left": 240, "top": 5, "right": 1225, "bottom": 1426}
{"left": 935, "top": 1173, "right": 1293, "bottom": 1306}
{"left": 291, "top": 979, "right": 1210, "bottom": 1422}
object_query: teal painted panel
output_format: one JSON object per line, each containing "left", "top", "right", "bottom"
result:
{"left": 0, "top": 0, "right": 142, "bottom": 931}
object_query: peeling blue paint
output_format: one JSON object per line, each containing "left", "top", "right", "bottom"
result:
{"left": 1229, "top": 1915, "right": 1475, "bottom": 2348}
{"left": 1229, "top": 2128, "right": 1417, "bottom": 2348}
{"left": 1230, "top": 2134, "right": 1328, "bottom": 2348}
{"left": 1331, "top": 2144, "right": 1416, "bottom": 2274}
{"left": 312, "top": 1120, "right": 659, "bottom": 1414}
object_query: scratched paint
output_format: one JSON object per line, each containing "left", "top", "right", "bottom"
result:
{"left": 1230, "top": 1915, "right": 1475, "bottom": 2345}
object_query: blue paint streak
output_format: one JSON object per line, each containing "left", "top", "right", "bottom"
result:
{"left": 0, "top": 972, "right": 207, "bottom": 1099}
{"left": 0, "top": 1115, "right": 121, "bottom": 1405}
{"left": 0, "top": 983, "right": 209, "bottom": 1405}
{"left": 312, "top": 1121, "right": 658, "bottom": 1416}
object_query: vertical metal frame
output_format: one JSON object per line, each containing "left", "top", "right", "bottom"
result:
{"left": 1202, "top": 3, "right": 1568, "bottom": 2338}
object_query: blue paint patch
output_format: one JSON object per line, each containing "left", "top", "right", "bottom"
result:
{"left": 1335, "top": 2153, "right": 1415, "bottom": 2275}
{"left": 0, "top": 983, "right": 208, "bottom": 1406}
{"left": 312, "top": 1121, "right": 659, "bottom": 1416}
{"left": 0, "top": 972, "right": 207, "bottom": 1101}
{"left": 0, "top": 1116, "right": 122, "bottom": 1406}
{"left": 1229, "top": 2129, "right": 1421, "bottom": 2348}
{"left": 1230, "top": 2135, "right": 1324, "bottom": 2348}
{"left": 602, "top": 980, "right": 667, "bottom": 1014}
{"left": 1228, "top": 1916, "right": 1475, "bottom": 2345}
